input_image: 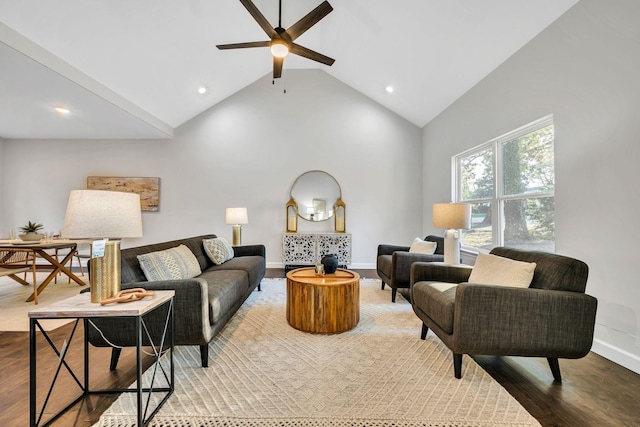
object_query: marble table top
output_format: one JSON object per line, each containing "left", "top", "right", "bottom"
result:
{"left": 28, "top": 290, "right": 175, "bottom": 319}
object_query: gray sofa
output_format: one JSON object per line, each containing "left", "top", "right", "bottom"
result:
{"left": 410, "top": 247, "right": 597, "bottom": 381}
{"left": 86, "top": 234, "right": 266, "bottom": 368}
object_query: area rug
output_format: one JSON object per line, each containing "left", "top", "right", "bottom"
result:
{"left": 0, "top": 273, "right": 88, "bottom": 331}
{"left": 94, "top": 278, "right": 540, "bottom": 426}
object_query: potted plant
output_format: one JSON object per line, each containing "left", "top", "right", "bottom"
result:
{"left": 19, "top": 221, "right": 45, "bottom": 241}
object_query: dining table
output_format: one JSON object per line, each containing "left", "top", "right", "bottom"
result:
{"left": 0, "top": 239, "right": 86, "bottom": 303}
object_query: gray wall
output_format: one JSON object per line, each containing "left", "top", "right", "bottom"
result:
{"left": 422, "top": 0, "right": 640, "bottom": 373}
{"left": 1, "top": 70, "right": 423, "bottom": 268}
{"left": 0, "top": 137, "right": 4, "bottom": 234}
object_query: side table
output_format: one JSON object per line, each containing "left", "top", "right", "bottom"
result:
{"left": 29, "top": 290, "right": 175, "bottom": 427}
{"left": 286, "top": 268, "right": 360, "bottom": 334}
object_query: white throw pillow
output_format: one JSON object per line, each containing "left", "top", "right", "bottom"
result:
{"left": 203, "top": 238, "right": 235, "bottom": 265}
{"left": 137, "top": 244, "right": 202, "bottom": 281}
{"left": 409, "top": 237, "right": 437, "bottom": 254}
{"left": 468, "top": 253, "right": 536, "bottom": 288}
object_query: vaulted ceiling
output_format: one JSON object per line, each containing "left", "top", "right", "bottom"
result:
{"left": 0, "top": 0, "right": 579, "bottom": 139}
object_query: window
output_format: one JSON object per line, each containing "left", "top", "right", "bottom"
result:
{"left": 454, "top": 115, "right": 555, "bottom": 252}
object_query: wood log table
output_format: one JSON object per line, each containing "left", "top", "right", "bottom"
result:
{"left": 286, "top": 267, "right": 360, "bottom": 334}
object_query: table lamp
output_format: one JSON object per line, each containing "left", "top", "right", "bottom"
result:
{"left": 432, "top": 203, "right": 471, "bottom": 265}
{"left": 62, "top": 190, "right": 143, "bottom": 303}
{"left": 225, "top": 207, "right": 248, "bottom": 246}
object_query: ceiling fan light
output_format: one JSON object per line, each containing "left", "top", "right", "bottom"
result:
{"left": 270, "top": 40, "right": 289, "bottom": 58}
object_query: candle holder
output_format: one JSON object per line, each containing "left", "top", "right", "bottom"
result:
{"left": 334, "top": 198, "right": 346, "bottom": 232}
{"left": 286, "top": 198, "right": 298, "bottom": 232}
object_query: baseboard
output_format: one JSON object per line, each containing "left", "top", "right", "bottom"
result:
{"left": 591, "top": 338, "right": 640, "bottom": 375}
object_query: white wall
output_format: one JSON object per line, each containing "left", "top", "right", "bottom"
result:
{"left": 422, "top": 0, "right": 640, "bottom": 373}
{"left": 1, "top": 70, "right": 423, "bottom": 268}
{"left": 0, "top": 137, "right": 4, "bottom": 235}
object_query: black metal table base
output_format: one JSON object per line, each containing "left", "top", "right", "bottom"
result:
{"left": 29, "top": 298, "right": 174, "bottom": 427}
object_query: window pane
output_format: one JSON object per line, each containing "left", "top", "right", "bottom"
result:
{"left": 461, "top": 202, "right": 493, "bottom": 251}
{"left": 460, "top": 148, "right": 494, "bottom": 200}
{"left": 501, "top": 124, "right": 554, "bottom": 196}
{"left": 503, "top": 197, "right": 555, "bottom": 252}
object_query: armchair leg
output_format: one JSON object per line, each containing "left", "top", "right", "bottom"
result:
{"left": 547, "top": 358, "right": 562, "bottom": 382}
{"left": 391, "top": 288, "right": 397, "bottom": 303}
{"left": 421, "top": 323, "right": 429, "bottom": 340}
{"left": 381, "top": 281, "right": 385, "bottom": 290}
{"left": 200, "top": 344, "right": 209, "bottom": 368}
{"left": 453, "top": 353, "right": 462, "bottom": 379}
{"left": 109, "top": 347, "right": 122, "bottom": 371}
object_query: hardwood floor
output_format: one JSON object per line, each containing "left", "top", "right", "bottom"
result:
{"left": 2, "top": 268, "right": 639, "bottom": 426}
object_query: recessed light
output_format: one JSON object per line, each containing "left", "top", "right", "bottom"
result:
{"left": 385, "top": 85, "right": 394, "bottom": 94}
{"left": 54, "top": 106, "right": 70, "bottom": 114}
{"left": 198, "top": 86, "right": 207, "bottom": 94}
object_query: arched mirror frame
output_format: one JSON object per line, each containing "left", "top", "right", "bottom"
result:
{"left": 290, "top": 170, "right": 342, "bottom": 222}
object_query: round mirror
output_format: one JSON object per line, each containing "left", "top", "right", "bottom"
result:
{"left": 290, "top": 170, "right": 342, "bottom": 222}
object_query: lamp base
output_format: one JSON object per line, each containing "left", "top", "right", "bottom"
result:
{"left": 89, "top": 240, "right": 121, "bottom": 303}
{"left": 443, "top": 229, "right": 461, "bottom": 265}
{"left": 232, "top": 225, "right": 242, "bottom": 246}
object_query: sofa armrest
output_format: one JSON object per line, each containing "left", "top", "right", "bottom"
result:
{"left": 377, "top": 244, "right": 410, "bottom": 257}
{"left": 233, "top": 244, "right": 266, "bottom": 258}
{"left": 411, "top": 262, "right": 472, "bottom": 285}
{"left": 453, "top": 284, "right": 598, "bottom": 357}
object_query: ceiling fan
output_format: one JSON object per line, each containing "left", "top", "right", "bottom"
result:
{"left": 216, "top": 0, "right": 335, "bottom": 79}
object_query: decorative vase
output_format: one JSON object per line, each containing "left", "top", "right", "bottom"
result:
{"left": 321, "top": 254, "right": 339, "bottom": 274}
{"left": 19, "top": 232, "right": 44, "bottom": 241}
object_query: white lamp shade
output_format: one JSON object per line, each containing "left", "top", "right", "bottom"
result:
{"left": 225, "top": 207, "right": 248, "bottom": 225}
{"left": 62, "top": 190, "right": 143, "bottom": 239}
{"left": 432, "top": 203, "right": 471, "bottom": 230}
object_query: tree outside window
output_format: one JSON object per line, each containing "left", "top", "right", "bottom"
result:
{"left": 455, "top": 116, "right": 555, "bottom": 252}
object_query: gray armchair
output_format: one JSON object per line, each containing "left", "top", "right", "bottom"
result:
{"left": 410, "top": 247, "right": 597, "bottom": 381}
{"left": 377, "top": 235, "right": 444, "bottom": 302}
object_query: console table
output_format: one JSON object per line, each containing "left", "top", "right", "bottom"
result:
{"left": 29, "top": 291, "right": 175, "bottom": 427}
{"left": 282, "top": 233, "right": 351, "bottom": 271}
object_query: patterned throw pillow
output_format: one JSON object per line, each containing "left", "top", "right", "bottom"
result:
{"left": 137, "top": 244, "right": 202, "bottom": 281}
{"left": 203, "top": 238, "right": 234, "bottom": 265}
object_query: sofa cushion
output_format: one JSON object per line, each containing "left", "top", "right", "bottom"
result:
{"left": 208, "top": 256, "right": 265, "bottom": 290}
{"left": 199, "top": 269, "right": 248, "bottom": 325}
{"left": 468, "top": 253, "right": 536, "bottom": 288}
{"left": 412, "top": 281, "right": 457, "bottom": 334}
{"left": 203, "top": 238, "right": 234, "bottom": 265}
{"left": 137, "top": 244, "right": 202, "bottom": 281}
{"left": 409, "top": 237, "right": 437, "bottom": 254}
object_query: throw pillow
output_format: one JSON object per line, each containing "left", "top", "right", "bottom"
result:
{"left": 137, "top": 244, "right": 202, "bottom": 281}
{"left": 203, "top": 238, "right": 235, "bottom": 265}
{"left": 409, "top": 237, "right": 437, "bottom": 254}
{"left": 468, "top": 253, "right": 536, "bottom": 288}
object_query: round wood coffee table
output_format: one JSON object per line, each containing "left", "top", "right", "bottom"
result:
{"left": 286, "top": 268, "right": 360, "bottom": 334}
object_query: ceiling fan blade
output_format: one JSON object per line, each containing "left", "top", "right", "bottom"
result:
{"left": 239, "top": 0, "right": 278, "bottom": 38}
{"left": 286, "top": 1, "right": 333, "bottom": 41}
{"left": 290, "top": 43, "right": 335, "bottom": 66}
{"left": 216, "top": 41, "right": 270, "bottom": 50}
{"left": 273, "top": 56, "right": 284, "bottom": 79}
